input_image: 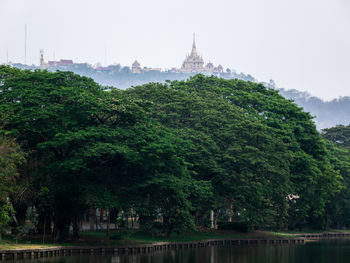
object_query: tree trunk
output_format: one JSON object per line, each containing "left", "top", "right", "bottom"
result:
{"left": 163, "top": 216, "right": 173, "bottom": 237}
{"left": 42, "top": 218, "right": 46, "bottom": 244}
{"left": 195, "top": 211, "right": 200, "bottom": 226}
{"left": 95, "top": 208, "right": 98, "bottom": 230}
{"left": 53, "top": 209, "right": 70, "bottom": 241}
{"left": 11, "top": 201, "right": 27, "bottom": 227}
{"left": 100, "top": 209, "right": 104, "bottom": 230}
{"left": 106, "top": 208, "right": 110, "bottom": 238}
{"left": 131, "top": 209, "right": 134, "bottom": 229}
{"left": 214, "top": 211, "right": 218, "bottom": 229}
{"left": 89, "top": 207, "right": 95, "bottom": 231}
{"left": 228, "top": 205, "right": 233, "bottom": 222}
{"left": 114, "top": 208, "right": 120, "bottom": 229}
{"left": 210, "top": 210, "right": 214, "bottom": 229}
{"left": 72, "top": 215, "right": 80, "bottom": 239}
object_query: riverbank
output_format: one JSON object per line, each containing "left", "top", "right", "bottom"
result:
{"left": 2, "top": 230, "right": 350, "bottom": 260}
{"left": 0, "top": 230, "right": 288, "bottom": 250}
{"left": 1, "top": 229, "right": 349, "bottom": 250}
{"left": 0, "top": 237, "right": 306, "bottom": 260}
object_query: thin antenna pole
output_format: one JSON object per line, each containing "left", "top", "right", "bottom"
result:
{"left": 104, "top": 46, "right": 107, "bottom": 66}
{"left": 24, "top": 24, "right": 27, "bottom": 65}
{"left": 6, "top": 50, "right": 8, "bottom": 64}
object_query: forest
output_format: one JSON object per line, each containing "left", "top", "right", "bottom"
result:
{"left": 1, "top": 66, "right": 350, "bottom": 241}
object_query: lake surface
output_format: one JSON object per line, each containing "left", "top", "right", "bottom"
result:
{"left": 7, "top": 239, "right": 350, "bottom": 263}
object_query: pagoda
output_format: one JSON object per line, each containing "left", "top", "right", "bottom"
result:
{"left": 181, "top": 34, "right": 205, "bottom": 73}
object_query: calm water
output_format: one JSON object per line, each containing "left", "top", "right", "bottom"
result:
{"left": 8, "top": 239, "right": 350, "bottom": 263}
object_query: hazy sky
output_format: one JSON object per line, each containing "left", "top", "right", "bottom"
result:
{"left": 1, "top": 0, "right": 350, "bottom": 100}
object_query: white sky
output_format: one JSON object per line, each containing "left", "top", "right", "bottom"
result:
{"left": 1, "top": 0, "right": 350, "bottom": 100}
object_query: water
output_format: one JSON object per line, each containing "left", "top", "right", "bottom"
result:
{"left": 7, "top": 239, "right": 350, "bottom": 263}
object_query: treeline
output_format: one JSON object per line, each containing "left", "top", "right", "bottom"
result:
{"left": 12, "top": 63, "right": 350, "bottom": 129}
{"left": 0, "top": 66, "right": 349, "bottom": 241}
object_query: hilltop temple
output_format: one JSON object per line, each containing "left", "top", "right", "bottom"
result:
{"left": 180, "top": 34, "right": 223, "bottom": 74}
{"left": 130, "top": 35, "right": 223, "bottom": 74}
{"left": 37, "top": 35, "right": 224, "bottom": 74}
{"left": 181, "top": 34, "right": 205, "bottom": 72}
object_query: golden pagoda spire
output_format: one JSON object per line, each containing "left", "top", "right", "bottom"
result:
{"left": 191, "top": 33, "right": 198, "bottom": 57}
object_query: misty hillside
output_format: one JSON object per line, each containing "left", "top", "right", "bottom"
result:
{"left": 278, "top": 88, "right": 350, "bottom": 129}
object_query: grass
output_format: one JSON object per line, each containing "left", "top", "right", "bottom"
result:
{"left": 0, "top": 237, "right": 58, "bottom": 250}
{"left": 0, "top": 230, "right": 269, "bottom": 249}
{"left": 1, "top": 228, "right": 349, "bottom": 250}
{"left": 270, "top": 229, "right": 350, "bottom": 237}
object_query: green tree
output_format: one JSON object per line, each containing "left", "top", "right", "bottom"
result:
{"left": 322, "top": 125, "right": 350, "bottom": 228}
{"left": 0, "top": 66, "right": 199, "bottom": 238}
{"left": 127, "top": 75, "right": 341, "bottom": 229}
{"left": 0, "top": 133, "right": 25, "bottom": 240}
{"left": 127, "top": 79, "right": 291, "bottom": 229}
{"left": 0, "top": 67, "right": 341, "bottom": 239}
{"left": 0, "top": 67, "right": 110, "bottom": 239}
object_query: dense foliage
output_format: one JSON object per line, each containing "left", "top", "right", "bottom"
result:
{"left": 0, "top": 66, "right": 346, "bottom": 240}
{"left": 322, "top": 125, "right": 350, "bottom": 228}
{"left": 0, "top": 133, "right": 25, "bottom": 240}
{"left": 13, "top": 63, "right": 350, "bottom": 130}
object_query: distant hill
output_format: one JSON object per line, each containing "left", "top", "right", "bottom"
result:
{"left": 277, "top": 89, "right": 350, "bottom": 129}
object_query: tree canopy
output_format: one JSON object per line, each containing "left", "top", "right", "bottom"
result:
{"left": 0, "top": 66, "right": 344, "bottom": 239}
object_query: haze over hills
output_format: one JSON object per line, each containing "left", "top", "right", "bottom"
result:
{"left": 5, "top": 30, "right": 349, "bottom": 130}
{"left": 278, "top": 88, "right": 350, "bottom": 129}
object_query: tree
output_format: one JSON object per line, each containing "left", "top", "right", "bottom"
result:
{"left": 0, "top": 67, "right": 109, "bottom": 239}
{"left": 322, "top": 125, "right": 350, "bottom": 228}
{"left": 0, "top": 66, "right": 199, "bottom": 238}
{"left": 126, "top": 75, "right": 340, "bottom": 229}
{"left": 0, "top": 67, "right": 341, "bottom": 239}
{"left": 126, "top": 79, "right": 290, "bottom": 229}
{"left": 322, "top": 125, "right": 350, "bottom": 148}
{"left": 0, "top": 133, "right": 25, "bottom": 240}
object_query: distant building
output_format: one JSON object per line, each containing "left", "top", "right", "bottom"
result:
{"left": 59, "top": 59, "right": 73, "bottom": 65}
{"left": 47, "top": 59, "right": 73, "bottom": 67}
{"left": 181, "top": 34, "right": 204, "bottom": 73}
{"left": 205, "top": 62, "right": 214, "bottom": 71}
{"left": 34, "top": 38, "right": 228, "bottom": 76}
{"left": 48, "top": 61, "right": 57, "bottom": 66}
{"left": 131, "top": 60, "right": 142, "bottom": 74}
{"left": 39, "top": 49, "right": 48, "bottom": 68}
{"left": 180, "top": 34, "right": 224, "bottom": 74}
{"left": 213, "top": 64, "right": 223, "bottom": 73}
{"left": 131, "top": 60, "right": 162, "bottom": 73}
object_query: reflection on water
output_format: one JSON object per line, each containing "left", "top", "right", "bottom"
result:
{"left": 7, "top": 239, "right": 350, "bottom": 263}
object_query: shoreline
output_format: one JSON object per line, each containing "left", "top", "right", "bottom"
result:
{"left": 0, "top": 238, "right": 305, "bottom": 260}
{"left": 1, "top": 231, "right": 350, "bottom": 260}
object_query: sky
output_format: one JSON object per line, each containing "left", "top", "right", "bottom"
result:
{"left": 1, "top": 0, "right": 350, "bottom": 100}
